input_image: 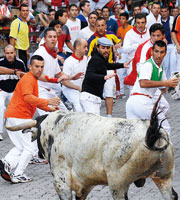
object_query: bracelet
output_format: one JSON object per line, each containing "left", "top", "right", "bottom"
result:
{"left": 14, "top": 69, "right": 18, "bottom": 75}
{"left": 45, "top": 75, "right": 58, "bottom": 83}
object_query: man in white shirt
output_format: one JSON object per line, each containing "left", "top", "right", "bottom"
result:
{"left": 126, "top": 40, "right": 179, "bottom": 135}
{"left": 146, "top": 2, "right": 161, "bottom": 30}
{"left": 62, "top": 38, "right": 88, "bottom": 112}
{"left": 33, "top": 28, "right": 82, "bottom": 115}
{"left": 63, "top": 4, "right": 81, "bottom": 55}
{"left": 79, "top": 11, "right": 98, "bottom": 41}
{"left": 117, "top": 13, "right": 149, "bottom": 97}
{"left": 121, "top": 13, "right": 150, "bottom": 63}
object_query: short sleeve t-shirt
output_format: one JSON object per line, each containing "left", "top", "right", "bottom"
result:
{"left": 9, "top": 17, "right": 29, "bottom": 50}
{"left": 131, "top": 57, "right": 167, "bottom": 97}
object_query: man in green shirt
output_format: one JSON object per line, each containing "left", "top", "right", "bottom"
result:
{"left": 126, "top": 40, "right": 178, "bottom": 135}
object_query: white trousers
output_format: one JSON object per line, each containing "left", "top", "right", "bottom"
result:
{"left": 4, "top": 118, "right": 37, "bottom": 175}
{"left": 126, "top": 94, "right": 171, "bottom": 135}
{"left": 116, "top": 52, "right": 128, "bottom": 95}
{"left": 63, "top": 88, "right": 83, "bottom": 112}
{"left": 103, "top": 70, "right": 116, "bottom": 98}
{"left": 117, "top": 68, "right": 128, "bottom": 95}
{"left": 0, "top": 90, "right": 13, "bottom": 133}
{"left": 80, "top": 92, "right": 101, "bottom": 115}
{"left": 37, "top": 86, "right": 67, "bottom": 116}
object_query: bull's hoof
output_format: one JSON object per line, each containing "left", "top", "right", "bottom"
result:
{"left": 172, "top": 187, "right": 178, "bottom": 200}
{"left": 134, "top": 179, "right": 146, "bottom": 187}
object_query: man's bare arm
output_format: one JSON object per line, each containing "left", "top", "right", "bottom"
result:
{"left": 9, "top": 37, "right": 15, "bottom": 47}
{"left": 62, "top": 80, "right": 81, "bottom": 91}
{"left": 0, "top": 66, "right": 25, "bottom": 78}
{"left": 140, "top": 78, "right": 179, "bottom": 88}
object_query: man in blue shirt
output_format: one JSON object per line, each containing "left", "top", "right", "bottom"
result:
{"left": 102, "top": 6, "right": 119, "bottom": 35}
{"left": 77, "top": 0, "right": 91, "bottom": 29}
{"left": 160, "top": 5, "right": 174, "bottom": 44}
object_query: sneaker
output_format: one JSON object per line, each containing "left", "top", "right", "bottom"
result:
{"left": 0, "top": 159, "right": 11, "bottom": 182}
{"left": 29, "top": 156, "right": 48, "bottom": 164}
{"left": 11, "top": 173, "right": 32, "bottom": 183}
{"left": 0, "top": 134, "right": 3, "bottom": 141}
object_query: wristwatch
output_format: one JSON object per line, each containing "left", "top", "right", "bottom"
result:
{"left": 14, "top": 69, "right": 18, "bottom": 75}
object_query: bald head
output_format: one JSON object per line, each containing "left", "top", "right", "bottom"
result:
{"left": 4, "top": 44, "right": 15, "bottom": 53}
{"left": 4, "top": 45, "right": 16, "bottom": 63}
{"left": 73, "top": 38, "right": 83, "bottom": 50}
{"left": 73, "top": 38, "right": 88, "bottom": 57}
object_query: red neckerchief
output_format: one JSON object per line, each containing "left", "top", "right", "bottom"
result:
{"left": 133, "top": 26, "right": 147, "bottom": 38}
{"left": 72, "top": 52, "right": 83, "bottom": 62}
{"left": 43, "top": 43, "right": 57, "bottom": 58}
{"left": 94, "top": 31, "right": 106, "bottom": 38}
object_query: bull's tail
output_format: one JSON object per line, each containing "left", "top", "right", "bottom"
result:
{"left": 145, "top": 94, "right": 169, "bottom": 151}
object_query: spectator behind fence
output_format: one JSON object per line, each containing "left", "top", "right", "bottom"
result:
{"left": 9, "top": 4, "right": 30, "bottom": 68}
{"left": 32, "top": 0, "right": 51, "bottom": 15}
{"left": 0, "top": 45, "right": 26, "bottom": 141}
{"left": 0, "top": 0, "right": 12, "bottom": 25}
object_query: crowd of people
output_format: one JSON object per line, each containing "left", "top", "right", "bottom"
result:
{"left": 0, "top": 0, "right": 180, "bottom": 184}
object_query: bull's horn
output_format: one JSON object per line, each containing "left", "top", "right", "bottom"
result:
{"left": 5, "top": 120, "right": 37, "bottom": 131}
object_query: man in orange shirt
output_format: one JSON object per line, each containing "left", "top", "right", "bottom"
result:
{"left": 117, "top": 12, "right": 133, "bottom": 42}
{"left": 0, "top": 55, "right": 60, "bottom": 183}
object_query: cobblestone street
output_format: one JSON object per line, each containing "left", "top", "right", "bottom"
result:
{"left": 0, "top": 92, "right": 179, "bottom": 200}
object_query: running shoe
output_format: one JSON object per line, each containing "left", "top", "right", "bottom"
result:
{"left": 11, "top": 173, "right": 32, "bottom": 183}
{"left": 29, "top": 156, "right": 48, "bottom": 164}
{"left": 0, "top": 159, "right": 11, "bottom": 182}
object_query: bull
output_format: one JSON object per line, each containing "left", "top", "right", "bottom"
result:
{"left": 5, "top": 96, "right": 178, "bottom": 200}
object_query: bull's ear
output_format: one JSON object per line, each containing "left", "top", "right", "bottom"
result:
{"left": 22, "top": 127, "right": 38, "bottom": 142}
